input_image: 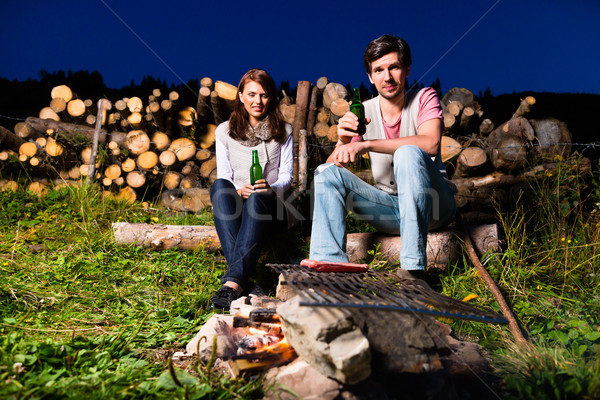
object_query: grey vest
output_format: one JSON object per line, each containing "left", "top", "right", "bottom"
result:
{"left": 363, "top": 88, "right": 448, "bottom": 194}
{"left": 216, "top": 121, "right": 291, "bottom": 188}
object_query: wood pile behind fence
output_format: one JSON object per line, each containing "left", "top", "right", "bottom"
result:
{"left": 0, "top": 79, "right": 582, "bottom": 220}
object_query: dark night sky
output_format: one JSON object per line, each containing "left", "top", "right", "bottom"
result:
{"left": 1, "top": 0, "right": 599, "bottom": 96}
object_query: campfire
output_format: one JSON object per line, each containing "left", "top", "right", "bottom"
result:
{"left": 184, "top": 264, "right": 507, "bottom": 399}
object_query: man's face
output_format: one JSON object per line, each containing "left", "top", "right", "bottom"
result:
{"left": 368, "top": 52, "right": 411, "bottom": 100}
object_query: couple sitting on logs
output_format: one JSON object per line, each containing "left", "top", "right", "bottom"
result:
{"left": 207, "top": 34, "right": 457, "bottom": 310}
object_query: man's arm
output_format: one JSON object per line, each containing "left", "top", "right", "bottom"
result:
{"left": 328, "top": 113, "right": 442, "bottom": 167}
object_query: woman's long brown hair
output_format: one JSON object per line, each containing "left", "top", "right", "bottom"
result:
{"left": 228, "top": 68, "right": 287, "bottom": 143}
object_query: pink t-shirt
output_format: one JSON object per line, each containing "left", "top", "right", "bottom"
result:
{"left": 352, "top": 87, "right": 442, "bottom": 142}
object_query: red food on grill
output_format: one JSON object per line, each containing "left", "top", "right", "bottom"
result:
{"left": 300, "top": 259, "right": 369, "bottom": 272}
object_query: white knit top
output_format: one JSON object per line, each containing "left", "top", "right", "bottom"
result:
{"left": 214, "top": 121, "right": 293, "bottom": 198}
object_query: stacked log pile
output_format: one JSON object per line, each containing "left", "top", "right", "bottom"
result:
{"left": 0, "top": 80, "right": 579, "bottom": 216}
{"left": 0, "top": 80, "right": 239, "bottom": 207}
{"left": 437, "top": 87, "right": 577, "bottom": 214}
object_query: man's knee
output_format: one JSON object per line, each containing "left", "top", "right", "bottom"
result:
{"left": 393, "top": 145, "right": 427, "bottom": 169}
{"left": 313, "top": 164, "right": 343, "bottom": 188}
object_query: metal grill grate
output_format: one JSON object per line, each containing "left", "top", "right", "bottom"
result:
{"left": 268, "top": 263, "right": 507, "bottom": 324}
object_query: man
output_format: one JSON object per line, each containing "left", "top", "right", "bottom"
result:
{"left": 309, "top": 34, "right": 457, "bottom": 271}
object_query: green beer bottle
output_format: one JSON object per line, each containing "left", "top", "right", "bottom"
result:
{"left": 350, "top": 88, "right": 366, "bottom": 135}
{"left": 250, "top": 149, "right": 262, "bottom": 185}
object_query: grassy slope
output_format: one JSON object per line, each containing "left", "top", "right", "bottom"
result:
{"left": 1, "top": 155, "right": 600, "bottom": 399}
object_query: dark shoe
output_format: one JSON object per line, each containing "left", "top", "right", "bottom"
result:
{"left": 244, "top": 282, "right": 265, "bottom": 297}
{"left": 209, "top": 286, "right": 242, "bottom": 310}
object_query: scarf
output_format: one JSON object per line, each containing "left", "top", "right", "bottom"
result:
{"left": 234, "top": 118, "right": 273, "bottom": 147}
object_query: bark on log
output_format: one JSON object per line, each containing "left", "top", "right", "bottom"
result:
{"left": 511, "top": 96, "right": 536, "bottom": 119}
{"left": 442, "top": 113, "right": 456, "bottom": 134}
{"left": 479, "top": 118, "right": 494, "bottom": 136}
{"left": 0, "top": 125, "right": 27, "bottom": 151}
{"left": 112, "top": 221, "right": 498, "bottom": 272}
{"left": 459, "top": 106, "right": 477, "bottom": 132}
{"left": 86, "top": 99, "right": 109, "bottom": 185}
{"left": 345, "top": 224, "right": 499, "bottom": 267}
{"left": 112, "top": 222, "right": 221, "bottom": 251}
{"left": 530, "top": 117, "right": 572, "bottom": 161}
{"left": 25, "top": 117, "right": 108, "bottom": 144}
{"left": 292, "top": 81, "right": 311, "bottom": 185}
{"left": 14, "top": 121, "right": 39, "bottom": 139}
{"left": 502, "top": 116, "right": 535, "bottom": 141}
{"left": 196, "top": 123, "right": 216, "bottom": 149}
{"left": 210, "top": 91, "right": 223, "bottom": 125}
{"left": 299, "top": 85, "right": 319, "bottom": 192}
{"left": 441, "top": 88, "right": 475, "bottom": 108}
{"left": 488, "top": 136, "right": 528, "bottom": 171}
{"left": 196, "top": 86, "right": 212, "bottom": 124}
{"left": 199, "top": 157, "right": 217, "bottom": 178}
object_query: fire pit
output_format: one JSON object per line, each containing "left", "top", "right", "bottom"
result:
{"left": 269, "top": 263, "right": 507, "bottom": 324}
{"left": 185, "top": 264, "right": 507, "bottom": 399}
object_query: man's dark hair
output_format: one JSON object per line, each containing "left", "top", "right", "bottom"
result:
{"left": 363, "top": 35, "right": 412, "bottom": 74}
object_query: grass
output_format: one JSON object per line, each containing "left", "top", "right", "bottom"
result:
{"left": 0, "top": 183, "right": 264, "bottom": 399}
{"left": 1, "top": 153, "right": 600, "bottom": 399}
{"left": 439, "top": 154, "right": 600, "bottom": 399}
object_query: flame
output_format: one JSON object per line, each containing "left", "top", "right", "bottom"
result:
{"left": 248, "top": 327, "right": 267, "bottom": 335}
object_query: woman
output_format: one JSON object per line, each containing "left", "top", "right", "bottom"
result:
{"left": 209, "top": 68, "right": 293, "bottom": 310}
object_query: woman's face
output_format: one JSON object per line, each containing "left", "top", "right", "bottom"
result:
{"left": 239, "top": 81, "right": 270, "bottom": 126}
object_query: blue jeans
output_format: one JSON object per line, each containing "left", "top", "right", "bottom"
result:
{"left": 210, "top": 179, "right": 286, "bottom": 288}
{"left": 309, "top": 145, "right": 456, "bottom": 270}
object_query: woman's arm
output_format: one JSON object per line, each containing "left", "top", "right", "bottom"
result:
{"left": 269, "top": 132, "right": 294, "bottom": 197}
{"left": 215, "top": 134, "right": 236, "bottom": 186}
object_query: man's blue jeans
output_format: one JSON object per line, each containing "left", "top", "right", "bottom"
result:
{"left": 210, "top": 179, "right": 286, "bottom": 288}
{"left": 309, "top": 145, "right": 456, "bottom": 270}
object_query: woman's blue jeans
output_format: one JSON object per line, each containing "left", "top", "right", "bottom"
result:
{"left": 308, "top": 145, "right": 456, "bottom": 270}
{"left": 210, "top": 179, "right": 286, "bottom": 288}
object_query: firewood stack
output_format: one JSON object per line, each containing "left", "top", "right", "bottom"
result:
{"left": 0, "top": 80, "right": 579, "bottom": 216}
{"left": 437, "top": 87, "right": 576, "bottom": 214}
{"left": 0, "top": 81, "right": 237, "bottom": 206}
